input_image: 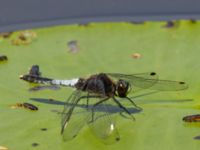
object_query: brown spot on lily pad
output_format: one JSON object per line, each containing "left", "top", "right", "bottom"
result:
{"left": 131, "top": 53, "right": 142, "bottom": 59}
{"left": 0, "top": 32, "right": 12, "bottom": 38}
{"left": 11, "top": 30, "right": 37, "bottom": 46}
{"left": 0, "top": 146, "right": 8, "bottom": 150}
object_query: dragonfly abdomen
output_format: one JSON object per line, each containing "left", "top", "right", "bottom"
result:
{"left": 20, "top": 74, "right": 79, "bottom": 87}
{"left": 52, "top": 78, "right": 79, "bottom": 87}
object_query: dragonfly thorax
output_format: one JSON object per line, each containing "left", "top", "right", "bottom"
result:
{"left": 75, "top": 73, "right": 116, "bottom": 97}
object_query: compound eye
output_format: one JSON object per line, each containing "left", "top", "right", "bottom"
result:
{"left": 116, "top": 80, "right": 129, "bottom": 97}
{"left": 119, "top": 83, "right": 123, "bottom": 87}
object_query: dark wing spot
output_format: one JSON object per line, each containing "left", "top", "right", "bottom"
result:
{"left": 40, "top": 128, "right": 47, "bottom": 131}
{"left": 32, "top": 143, "right": 39, "bottom": 147}
{"left": 115, "top": 137, "right": 120, "bottom": 141}
{"left": 179, "top": 81, "right": 185, "bottom": 84}
{"left": 73, "top": 134, "right": 77, "bottom": 138}
{"left": 150, "top": 72, "right": 156, "bottom": 76}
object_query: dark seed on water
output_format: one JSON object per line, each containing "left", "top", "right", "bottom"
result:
{"left": 11, "top": 102, "right": 38, "bottom": 111}
{"left": 32, "top": 143, "right": 39, "bottom": 147}
{"left": 41, "top": 128, "right": 47, "bottom": 131}
{"left": 0, "top": 55, "right": 8, "bottom": 62}
{"left": 183, "top": 114, "right": 200, "bottom": 122}
{"left": 115, "top": 137, "right": 120, "bottom": 141}
{"left": 23, "top": 103, "right": 38, "bottom": 111}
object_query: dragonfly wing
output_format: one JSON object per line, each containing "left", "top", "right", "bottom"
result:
{"left": 146, "top": 79, "right": 188, "bottom": 91}
{"left": 87, "top": 98, "right": 120, "bottom": 144}
{"left": 107, "top": 72, "right": 158, "bottom": 89}
{"left": 107, "top": 72, "right": 188, "bottom": 91}
{"left": 61, "top": 90, "right": 90, "bottom": 141}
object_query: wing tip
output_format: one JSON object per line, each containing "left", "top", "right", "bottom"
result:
{"left": 179, "top": 81, "right": 189, "bottom": 90}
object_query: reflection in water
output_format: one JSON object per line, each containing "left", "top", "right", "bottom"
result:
{"left": 30, "top": 97, "right": 141, "bottom": 115}
{"left": 183, "top": 122, "right": 200, "bottom": 128}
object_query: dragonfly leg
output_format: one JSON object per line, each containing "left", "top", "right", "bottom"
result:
{"left": 113, "top": 97, "right": 135, "bottom": 121}
{"left": 86, "top": 93, "right": 90, "bottom": 109}
{"left": 125, "top": 97, "right": 143, "bottom": 110}
{"left": 71, "top": 95, "right": 102, "bottom": 109}
{"left": 61, "top": 95, "right": 102, "bottom": 134}
{"left": 90, "top": 97, "right": 109, "bottom": 122}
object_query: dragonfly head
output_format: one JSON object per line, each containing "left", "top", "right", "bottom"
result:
{"left": 115, "top": 79, "right": 130, "bottom": 97}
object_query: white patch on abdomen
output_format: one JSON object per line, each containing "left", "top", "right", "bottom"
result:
{"left": 52, "top": 78, "right": 79, "bottom": 87}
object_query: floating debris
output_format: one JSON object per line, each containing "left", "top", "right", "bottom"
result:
{"left": 32, "top": 143, "right": 39, "bottom": 147}
{"left": 0, "top": 146, "right": 8, "bottom": 150}
{"left": 10, "top": 103, "right": 38, "bottom": 111}
{"left": 0, "top": 32, "right": 12, "bottom": 38}
{"left": 194, "top": 135, "right": 200, "bottom": 140}
{"left": 29, "top": 85, "right": 61, "bottom": 91}
{"left": 190, "top": 19, "right": 197, "bottom": 24}
{"left": 131, "top": 53, "right": 142, "bottom": 59}
{"left": 23, "top": 103, "right": 38, "bottom": 110}
{"left": 67, "top": 40, "right": 79, "bottom": 53}
{"left": 163, "top": 21, "right": 175, "bottom": 28}
{"left": 162, "top": 20, "right": 180, "bottom": 28}
{"left": 0, "top": 55, "right": 8, "bottom": 62}
{"left": 11, "top": 30, "right": 37, "bottom": 45}
{"left": 40, "top": 128, "right": 48, "bottom": 131}
{"left": 182, "top": 114, "right": 200, "bottom": 122}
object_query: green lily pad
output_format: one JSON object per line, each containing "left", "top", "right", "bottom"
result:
{"left": 0, "top": 21, "right": 200, "bottom": 150}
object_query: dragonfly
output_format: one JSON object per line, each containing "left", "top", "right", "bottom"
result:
{"left": 20, "top": 72, "right": 188, "bottom": 143}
